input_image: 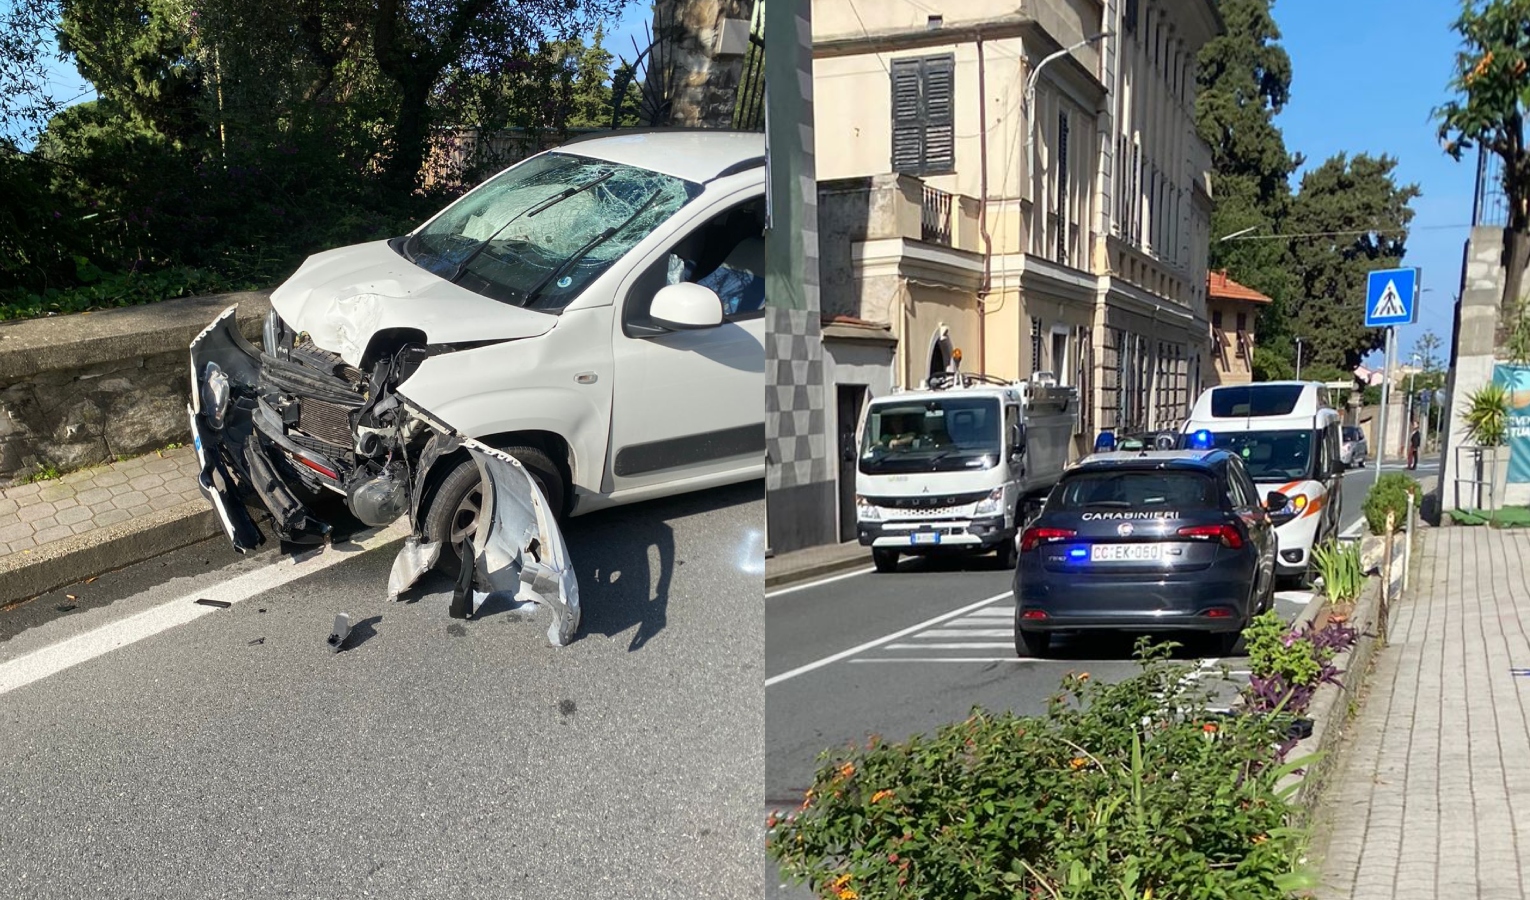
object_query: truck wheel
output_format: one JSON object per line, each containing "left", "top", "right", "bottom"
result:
{"left": 995, "top": 534, "right": 1017, "bottom": 569}
{"left": 872, "top": 548, "right": 900, "bottom": 573}
{"left": 425, "top": 447, "right": 566, "bottom": 573}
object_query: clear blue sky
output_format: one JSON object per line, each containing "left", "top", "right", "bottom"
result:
{"left": 1274, "top": 0, "right": 1474, "bottom": 368}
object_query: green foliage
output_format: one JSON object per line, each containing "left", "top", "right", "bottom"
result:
{"left": 1310, "top": 540, "right": 1364, "bottom": 605}
{"left": 1364, "top": 473, "right": 1421, "bottom": 535}
{"left": 768, "top": 652, "right": 1315, "bottom": 900}
{"left": 1462, "top": 382, "right": 1511, "bottom": 447}
{"left": 1243, "top": 610, "right": 1322, "bottom": 688}
{"left": 15, "top": 462, "right": 62, "bottom": 484}
{"left": 1284, "top": 153, "right": 1420, "bottom": 370}
{"left": 1251, "top": 344, "right": 1292, "bottom": 381}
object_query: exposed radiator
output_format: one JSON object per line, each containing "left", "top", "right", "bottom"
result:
{"left": 297, "top": 397, "right": 355, "bottom": 447}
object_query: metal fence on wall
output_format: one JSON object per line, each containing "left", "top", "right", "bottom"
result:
{"left": 732, "top": 0, "right": 766, "bottom": 131}
{"left": 1473, "top": 146, "right": 1509, "bottom": 228}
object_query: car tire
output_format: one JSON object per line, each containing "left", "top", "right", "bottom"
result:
{"left": 1014, "top": 619, "right": 1051, "bottom": 658}
{"left": 1214, "top": 626, "right": 1246, "bottom": 657}
{"left": 995, "top": 534, "right": 1017, "bottom": 569}
{"left": 424, "top": 447, "right": 566, "bottom": 574}
{"left": 872, "top": 548, "right": 900, "bottom": 573}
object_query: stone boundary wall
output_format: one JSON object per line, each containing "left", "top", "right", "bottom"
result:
{"left": 0, "top": 292, "right": 271, "bottom": 484}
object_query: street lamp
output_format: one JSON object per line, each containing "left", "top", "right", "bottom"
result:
{"left": 1217, "top": 225, "right": 1259, "bottom": 242}
{"left": 1295, "top": 337, "right": 1303, "bottom": 380}
{"left": 1024, "top": 32, "right": 1114, "bottom": 215}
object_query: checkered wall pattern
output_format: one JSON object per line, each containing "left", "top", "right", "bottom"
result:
{"left": 767, "top": 307, "right": 830, "bottom": 491}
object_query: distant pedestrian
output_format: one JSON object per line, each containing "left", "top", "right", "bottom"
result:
{"left": 1408, "top": 423, "right": 1422, "bottom": 470}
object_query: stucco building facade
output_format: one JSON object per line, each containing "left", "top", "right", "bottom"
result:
{"left": 1204, "top": 270, "right": 1272, "bottom": 386}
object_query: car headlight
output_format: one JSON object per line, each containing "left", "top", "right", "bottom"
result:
{"left": 201, "top": 361, "right": 230, "bottom": 430}
{"left": 263, "top": 309, "right": 281, "bottom": 357}
{"left": 1274, "top": 493, "right": 1310, "bottom": 520}
{"left": 855, "top": 495, "right": 880, "bottom": 521}
{"left": 973, "top": 486, "right": 1005, "bottom": 516}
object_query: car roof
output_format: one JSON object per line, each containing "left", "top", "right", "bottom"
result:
{"left": 1072, "top": 449, "right": 1230, "bottom": 471}
{"left": 558, "top": 129, "right": 765, "bottom": 182}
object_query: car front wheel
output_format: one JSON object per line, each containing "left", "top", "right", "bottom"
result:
{"left": 424, "top": 446, "right": 566, "bottom": 573}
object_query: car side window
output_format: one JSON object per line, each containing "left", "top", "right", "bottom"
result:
{"left": 622, "top": 195, "right": 765, "bottom": 335}
{"left": 1223, "top": 465, "right": 1249, "bottom": 510}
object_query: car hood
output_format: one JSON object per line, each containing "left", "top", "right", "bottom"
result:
{"left": 270, "top": 239, "right": 557, "bottom": 367}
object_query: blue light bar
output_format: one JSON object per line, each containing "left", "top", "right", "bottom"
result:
{"left": 1189, "top": 429, "right": 1213, "bottom": 450}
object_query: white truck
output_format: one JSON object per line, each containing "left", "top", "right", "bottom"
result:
{"left": 853, "top": 373, "right": 1078, "bottom": 572}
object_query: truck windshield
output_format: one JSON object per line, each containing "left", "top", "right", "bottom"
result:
{"left": 402, "top": 153, "right": 698, "bottom": 311}
{"left": 1205, "top": 430, "right": 1314, "bottom": 482}
{"left": 859, "top": 397, "right": 1001, "bottom": 474}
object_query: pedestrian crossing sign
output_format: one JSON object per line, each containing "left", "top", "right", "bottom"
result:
{"left": 1365, "top": 267, "right": 1418, "bottom": 327}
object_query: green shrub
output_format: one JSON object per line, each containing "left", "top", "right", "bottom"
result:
{"left": 1363, "top": 473, "right": 1420, "bottom": 535}
{"left": 1310, "top": 539, "right": 1365, "bottom": 604}
{"left": 1243, "top": 610, "right": 1321, "bottom": 687}
{"left": 768, "top": 651, "right": 1315, "bottom": 900}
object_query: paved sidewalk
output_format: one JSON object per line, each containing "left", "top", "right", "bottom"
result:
{"left": 1316, "top": 525, "right": 1530, "bottom": 899}
{"left": 0, "top": 447, "right": 200, "bottom": 557}
{"left": 765, "top": 539, "right": 869, "bottom": 589}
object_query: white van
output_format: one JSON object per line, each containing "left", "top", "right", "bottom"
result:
{"left": 188, "top": 130, "right": 765, "bottom": 643}
{"left": 1180, "top": 381, "right": 1344, "bottom": 581}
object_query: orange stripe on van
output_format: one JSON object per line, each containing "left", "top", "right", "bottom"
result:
{"left": 1302, "top": 494, "right": 1326, "bottom": 517}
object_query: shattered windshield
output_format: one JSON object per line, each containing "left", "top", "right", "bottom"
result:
{"left": 859, "top": 397, "right": 1002, "bottom": 474}
{"left": 403, "top": 153, "right": 699, "bottom": 311}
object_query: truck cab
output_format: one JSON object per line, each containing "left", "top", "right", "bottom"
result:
{"left": 854, "top": 373, "right": 1077, "bottom": 572}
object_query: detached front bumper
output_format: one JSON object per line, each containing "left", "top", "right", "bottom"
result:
{"left": 188, "top": 304, "right": 581, "bottom": 646}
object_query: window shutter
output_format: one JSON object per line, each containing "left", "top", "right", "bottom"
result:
{"left": 1056, "top": 111, "right": 1070, "bottom": 262}
{"left": 922, "top": 55, "right": 956, "bottom": 172}
{"left": 890, "top": 58, "right": 923, "bottom": 174}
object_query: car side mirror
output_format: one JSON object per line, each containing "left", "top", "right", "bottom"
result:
{"left": 1010, "top": 425, "right": 1025, "bottom": 459}
{"left": 649, "top": 283, "right": 723, "bottom": 330}
{"left": 1265, "top": 491, "right": 1289, "bottom": 512}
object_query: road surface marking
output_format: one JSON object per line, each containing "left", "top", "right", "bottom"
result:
{"left": 765, "top": 590, "right": 1012, "bottom": 686}
{"left": 917, "top": 628, "right": 1013, "bottom": 638}
{"left": 764, "top": 565, "right": 876, "bottom": 598}
{"left": 1340, "top": 517, "right": 1366, "bottom": 539}
{"left": 0, "top": 521, "right": 409, "bottom": 697}
{"left": 885, "top": 641, "right": 1015, "bottom": 650}
{"left": 851, "top": 657, "right": 1036, "bottom": 663}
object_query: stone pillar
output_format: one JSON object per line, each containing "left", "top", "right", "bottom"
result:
{"left": 657, "top": 0, "right": 755, "bottom": 128}
{"left": 1438, "top": 227, "right": 1506, "bottom": 513}
{"left": 764, "top": 0, "right": 835, "bottom": 553}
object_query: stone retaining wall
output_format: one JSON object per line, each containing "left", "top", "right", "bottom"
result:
{"left": 0, "top": 292, "right": 271, "bottom": 484}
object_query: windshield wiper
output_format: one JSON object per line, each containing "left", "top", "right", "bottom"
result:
{"left": 520, "top": 186, "right": 666, "bottom": 308}
{"left": 446, "top": 170, "right": 617, "bottom": 285}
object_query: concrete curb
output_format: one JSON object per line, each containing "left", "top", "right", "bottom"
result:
{"left": 1282, "top": 532, "right": 1399, "bottom": 818}
{"left": 764, "top": 547, "right": 872, "bottom": 590}
{"left": 0, "top": 500, "right": 227, "bottom": 608}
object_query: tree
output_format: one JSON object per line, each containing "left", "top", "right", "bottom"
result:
{"left": 1413, "top": 329, "right": 1445, "bottom": 373}
{"left": 1436, "top": 0, "right": 1530, "bottom": 348}
{"left": 0, "top": 0, "right": 64, "bottom": 139}
{"left": 1282, "top": 152, "right": 1420, "bottom": 370}
{"left": 1195, "top": 0, "right": 1300, "bottom": 365}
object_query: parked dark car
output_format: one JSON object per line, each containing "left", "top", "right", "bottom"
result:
{"left": 1012, "top": 450, "right": 1281, "bottom": 658}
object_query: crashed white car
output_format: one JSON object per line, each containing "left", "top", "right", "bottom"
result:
{"left": 188, "top": 131, "right": 766, "bottom": 644}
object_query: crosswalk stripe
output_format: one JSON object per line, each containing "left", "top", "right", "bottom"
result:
{"left": 918, "top": 628, "right": 1013, "bottom": 638}
{"left": 885, "top": 641, "right": 1014, "bottom": 650}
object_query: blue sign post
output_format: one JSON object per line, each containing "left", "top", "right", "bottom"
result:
{"left": 1365, "top": 268, "right": 1418, "bottom": 327}
{"left": 1365, "top": 267, "right": 1420, "bottom": 476}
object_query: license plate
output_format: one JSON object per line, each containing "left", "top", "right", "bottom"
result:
{"left": 1090, "top": 543, "right": 1161, "bottom": 562}
{"left": 911, "top": 532, "right": 941, "bottom": 546}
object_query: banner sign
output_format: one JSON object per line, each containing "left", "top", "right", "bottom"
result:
{"left": 1492, "top": 364, "right": 1530, "bottom": 483}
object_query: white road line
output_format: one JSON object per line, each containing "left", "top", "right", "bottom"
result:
{"left": 851, "top": 657, "right": 1036, "bottom": 663}
{"left": 0, "top": 521, "right": 409, "bottom": 697}
{"left": 764, "top": 590, "right": 1013, "bottom": 687}
{"left": 961, "top": 609, "right": 1015, "bottom": 618}
{"left": 1340, "top": 516, "right": 1366, "bottom": 539}
{"left": 917, "top": 628, "right": 1013, "bottom": 638}
{"left": 764, "top": 565, "right": 876, "bottom": 598}
{"left": 886, "top": 641, "right": 1015, "bottom": 650}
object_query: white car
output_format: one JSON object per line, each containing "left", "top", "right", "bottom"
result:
{"left": 188, "top": 130, "right": 766, "bottom": 643}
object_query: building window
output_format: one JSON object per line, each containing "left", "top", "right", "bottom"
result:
{"left": 1236, "top": 312, "right": 1247, "bottom": 331}
{"left": 1076, "top": 325, "right": 1094, "bottom": 436}
{"left": 1212, "top": 309, "right": 1223, "bottom": 328}
{"left": 1030, "top": 317, "right": 1044, "bottom": 376}
{"left": 890, "top": 55, "right": 956, "bottom": 176}
{"left": 1056, "top": 110, "right": 1070, "bottom": 264}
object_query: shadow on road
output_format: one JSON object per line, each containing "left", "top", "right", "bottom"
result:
{"left": 565, "top": 481, "right": 761, "bottom": 651}
{"left": 1036, "top": 630, "right": 1248, "bottom": 662}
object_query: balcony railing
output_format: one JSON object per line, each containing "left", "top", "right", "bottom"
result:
{"left": 920, "top": 185, "right": 953, "bottom": 246}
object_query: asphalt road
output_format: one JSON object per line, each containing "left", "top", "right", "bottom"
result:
{"left": 0, "top": 482, "right": 764, "bottom": 900}
{"left": 764, "top": 461, "right": 1419, "bottom": 896}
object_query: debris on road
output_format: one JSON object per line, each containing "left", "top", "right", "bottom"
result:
{"left": 327, "top": 613, "right": 351, "bottom": 652}
{"left": 194, "top": 598, "right": 233, "bottom": 609}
